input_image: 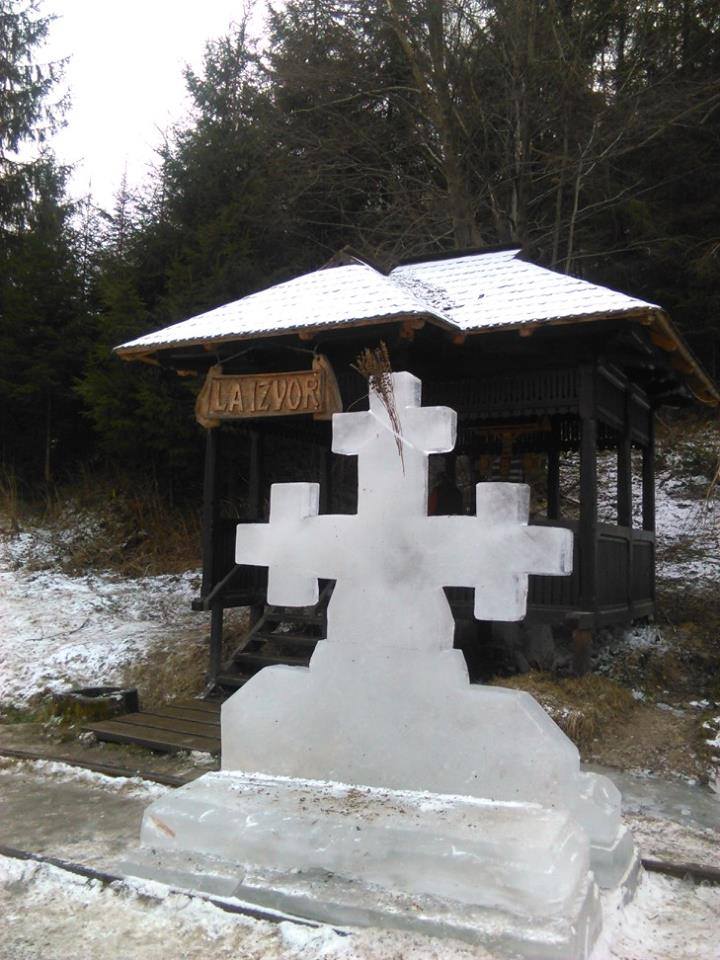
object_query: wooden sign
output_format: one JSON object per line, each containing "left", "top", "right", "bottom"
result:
{"left": 195, "top": 356, "right": 342, "bottom": 428}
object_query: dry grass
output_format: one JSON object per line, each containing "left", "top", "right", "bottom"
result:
{"left": 353, "top": 341, "right": 404, "bottom": 467}
{"left": 124, "top": 638, "right": 209, "bottom": 710}
{"left": 40, "top": 474, "right": 202, "bottom": 576}
{"left": 0, "top": 467, "right": 21, "bottom": 537}
{"left": 124, "top": 608, "right": 249, "bottom": 710}
{"left": 491, "top": 672, "right": 636, "bottom": 747}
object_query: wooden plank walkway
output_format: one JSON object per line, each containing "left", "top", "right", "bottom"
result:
{"left": 85, "top": 698, "right": 223, "bottom": 755}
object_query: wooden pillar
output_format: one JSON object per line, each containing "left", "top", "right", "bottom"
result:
{"left": 547, "top": 418, "right": 560, "bottom": 520}
{"left": 617, "top": 391, "right": 632, "bottom": 528}
{"left": 200, "top": 428, "right": 218, "bottom": 598}
{"left": 642, "top": 413, "right": 656, "bottom": 533}
{"left": 246, "top": 428, "right": 265, "bottom": 624}
{"left": 578, "top": 365, "right": 598, "bottom": 621}
{"left": 209, "top": 603, "right": 224, "bottom": 683}
{"left": 572, "top": 627, "right": 593, "bottom": 676}
{"left": 247, "top": 429, "right": 262, "bottom": 520}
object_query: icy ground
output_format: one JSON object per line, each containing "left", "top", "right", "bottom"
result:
{"left": 2, "top": 854, "right": 718, "bottom": 960}
{"left": 0, "top": 759, "right": 718, "bottom": 960}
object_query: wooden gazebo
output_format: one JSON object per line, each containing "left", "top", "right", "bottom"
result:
{"left": 116, "top": 246, "right": 718, "bottom": 686}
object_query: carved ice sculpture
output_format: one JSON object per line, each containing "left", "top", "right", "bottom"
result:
{"left": 236, "top": 372, "right": 571, "bottom": 638}
{"left": 222, "top": 372, "right": 634, "bottom": 881}
{"left": 133, "top": 372, "right": 638, "bottom": 959}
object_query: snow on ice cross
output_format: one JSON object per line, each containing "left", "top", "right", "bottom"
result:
{"left": 235, "top": 372, "right": 573, "bottom": 652}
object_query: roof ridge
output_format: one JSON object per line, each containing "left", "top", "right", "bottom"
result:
{"left": 393, "top": 244, "right": 522, "bottom": 268}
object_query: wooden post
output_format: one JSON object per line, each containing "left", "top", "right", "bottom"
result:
{"left": 547, "top": 418, "right": 560, "bottom": 520}
{"left": 572, "top": 628, "right": 593, "bottom": 676}
{"left": 642, "top": 414, "right": 656, "bottom": 533}
{"left": 247, "top": 429, "right": 262, "bottom": 519}
{"left": 246, "top": 428, "right": 265, "bottom": 623}
{"left": 209, "top": 604, "right": 224, "bottom": 683}
{"left": 578, "top": 365, "right": 598, "bottom": 622}
{"left": 617, "top": 391, "right": 632, "bottom": 528}
{"left": 200, "top": 428, "right": 218, "bottom": 599}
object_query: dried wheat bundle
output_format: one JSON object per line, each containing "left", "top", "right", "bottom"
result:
{"left": 352, "top": 341, "right": 404, "bottom": 470}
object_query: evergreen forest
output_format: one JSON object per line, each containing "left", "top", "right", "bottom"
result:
{"left": 1, "top": 0, "right": 719, "bottom": 502}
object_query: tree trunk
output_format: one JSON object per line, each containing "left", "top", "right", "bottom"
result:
{"left": 44, "top": 394, "right": 52, "bottom": 489}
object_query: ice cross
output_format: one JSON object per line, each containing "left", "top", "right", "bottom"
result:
{"left": 236, "top": 372, "right": 572, "bottom": 652}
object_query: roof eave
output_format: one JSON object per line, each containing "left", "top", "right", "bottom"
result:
{"left": 114, "top": 309, "right": 457, "bottom": 361}
{"left": 462, "top": 306, "right": 718, "bottom": 406}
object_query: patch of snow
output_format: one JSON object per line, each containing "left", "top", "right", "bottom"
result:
{"left": 189, "top": 750, "right": 216, "bottom": 765}
{"left": 593, "top": 871, "right": 720, "bottom": 960}
{"left": 0, "top": 525, "right": 206, "bottom": 708}
{"left": 278, "top": 921, "right": 350, "bottom": 955}
{"left": 0, "top": 757, "right": 169, "bottom": 801}
{"left": 1, "top": 852, "right": 719, "bottom": 959}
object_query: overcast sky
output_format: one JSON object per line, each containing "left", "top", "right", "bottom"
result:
{"left": 41, "top": 1, "right": 267, "bottom": 210}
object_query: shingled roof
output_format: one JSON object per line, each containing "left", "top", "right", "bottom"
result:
{"left": 117, "top": 248, "right": 657, "bottom": 353}
{"left": 115, "top": 247, "right": 717, "bottom": 404}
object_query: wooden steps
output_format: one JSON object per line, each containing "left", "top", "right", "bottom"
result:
{"left": 85, "top": 698, "right": 223, "bottom": 755}
{"left": 213, "top": 586, "right": 332, "bottom": 692}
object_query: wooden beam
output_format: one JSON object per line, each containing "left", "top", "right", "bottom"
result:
{"left": 399, "top": 317, "right": 425, "bottom": 341}
{"left": 200, "top": 429, "right": 219, "bottom": 598}
{"left": 248, "top": 429, "right": 262, "bottom": 519}
{"left": 547, "top": 418, "right": 560, "bottom": 520}
{"left": 579, "top": 365, "right": 598, "bottom": 616}
{"left": 572, "top": 628, "right": 593, "bottom": 676}
{"left": 642, "top": 414, "right": 656, "bottom": 534}
{"left": 617, "top": 390, "right": 632, "bottom": 528}
{"left": 650, "top": 329, "right": 678, "bottom": 352}
{"left": 209, "top": 604, "right": 224, "bottom": 684}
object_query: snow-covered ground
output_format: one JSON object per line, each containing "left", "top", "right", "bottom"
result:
{"left": 0, "top": 528, "right": 206, "bottom": 709}
{"left": 2, "top": 849, "right": 719, "bottom": 960}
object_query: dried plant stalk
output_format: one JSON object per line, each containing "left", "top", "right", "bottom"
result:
{"left": 352, "top": 341, "right": 404, "bottom": 469}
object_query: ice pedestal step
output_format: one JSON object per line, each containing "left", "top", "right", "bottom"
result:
{"left": 126, "top": 770, "right": 603, "bottom": 960}
{"left": 221, "top": 644, "right": 638, "bottom": 889}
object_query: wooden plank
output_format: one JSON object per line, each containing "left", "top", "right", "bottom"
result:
{"left": 88, "top": 720, "right": 219, "bottom": 754}
{"left": 235, "top": 651, "right": 311, "bottom": 670}
{"left": 215, "top": 673, "right": 250, "bottom": 689}
{"left": 111, "top": 713, "right": 219, "bottom": 739}
{"left": 151, "top": 702, "right": 221, "bottom": 720}
{"left": 145, "top": 706, "right": 220, "bottom": 725}
{"left": 172, "top": 698, "right": 223, "bottom": 713}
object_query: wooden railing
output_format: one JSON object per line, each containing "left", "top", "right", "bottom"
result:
{"left": 529, "top": 519, "right": 654, "bottom": 625}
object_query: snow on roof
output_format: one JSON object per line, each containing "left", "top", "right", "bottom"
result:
{"left": 116, "top": 249, "right": 658, "bottom": 355}
{"left": 390, "top": 249, "right": 658, "bottom": 331}
{"left": 117, "top": 263, "right": 443, "bottom": 354}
